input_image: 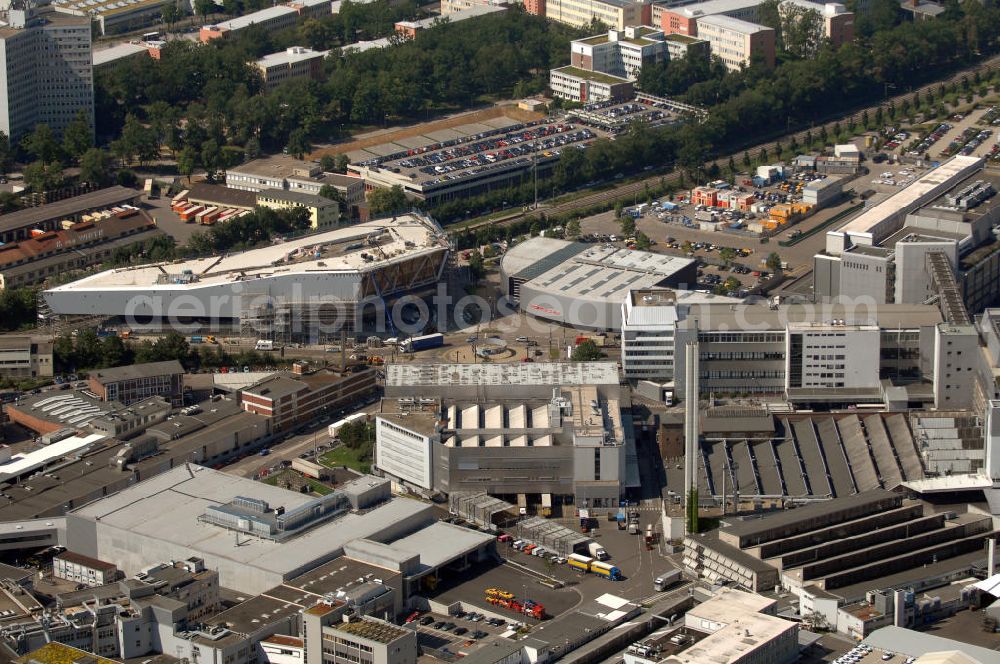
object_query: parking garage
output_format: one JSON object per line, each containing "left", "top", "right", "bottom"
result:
{"left": 347, "top": 119, "right": 598, "bottom": 203}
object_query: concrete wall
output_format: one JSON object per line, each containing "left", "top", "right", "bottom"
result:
{"left": 838, "top": 251, "right": 890, "bottom": 304}
{"left": 895, "top": 240, "right": 956, "bottom": 304}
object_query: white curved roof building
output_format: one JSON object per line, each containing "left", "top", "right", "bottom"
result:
{"left": 43, "top": 214, "right": 450, "bottom": 339}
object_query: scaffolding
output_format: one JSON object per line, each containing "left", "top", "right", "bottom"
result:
{"left": 514, "top": 516, "right": 590, "bottom": 556}
{"left": 449, "top": 492, "right": 518, "bottom": 531}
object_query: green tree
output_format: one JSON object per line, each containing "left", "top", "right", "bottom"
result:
{"left": 200, "top": 139, "right": 221, "bottom": 177}
{"left": 319, "top": 154, "right": 337, "bottom": 172}
{"left": 571, "top": 339, "right": 603, "bottom": 362}
{"left": 335, "top": 154, "right": 350, "bottom": 173}
{"left": 79, "top": 148, "right": 114, "bottom": 186}
{"left": 0, "top": 132, "right": 12, "bottom": 174}
{"left": 565, "top": 218, "right": 581, "bottom": 238}
{"left": 634, "top": 230, "right": 652, "bottom": 250}
{"left": 100, "top": 336, "right": 130, "bottom": 368}
{"left": 244, "top": 137, "right": 261, "bottom": 160}
{"left": 161, "top": 2, "right": 182, "bottom": 27}
{"left": 286, "top": 129, "right": 311, "bottom": 159}
{"left": 368, "top": 185, "right": 407, "bottom": 215}
{"left": 468, "top": 249, "right": 485, "bottom": 283}
{"left": 53, "top": 334, "right": 75, "bottom": 371}
{"left": 766, "top": 252, "right": 782, "bottom": 272}
{"left": 194, "top": 0, "right": 215, "bottom": 19}
{"left": 177, "top": 146, "right": 198, "bottom": 182}
{"left": 21, "top": 124, "right": 61, "bottom": 162}
{"left": 0, "top": 288, "right": 38, "bottom": 332}
{"left": 62, "top": 111, "right": 93, "bottom": 161}
{"left": 23, "top": 160, "right": 65, "bottom": 193}
{"left": 74, "top": 329, "right": 103, "bottom": 369}
{"left": 619, "top": 215, "right": 636, "bottom": 236}
{"left": 614, "top": 201, "right": 624, "bottom": 219}
{"left": 338, "top": 420, "right": 374, "bottom": 449}
{"left": 719, "top": 247, "right": 737, "bottom": 264}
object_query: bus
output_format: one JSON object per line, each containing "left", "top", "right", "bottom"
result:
{"left": 142, "top": 31, "right": 161, "bottom": 41}
{"left": 566, "top": 553, "right": 593, "bottom": 573}
{"left": 590, "top": 561, "right": 623, "bottom": 581}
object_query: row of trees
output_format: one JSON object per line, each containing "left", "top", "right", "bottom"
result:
{"left": 52, "top": 329, "right": 285, "bottom": 374}
{"left": 94, "top": 7, "right": 583, "bottom": 162}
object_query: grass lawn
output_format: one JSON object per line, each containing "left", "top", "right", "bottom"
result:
{"left": 318, "top": 444, "right": 372, "bottom": 474}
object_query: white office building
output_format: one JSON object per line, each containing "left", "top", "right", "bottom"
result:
{"left": 0, "top": 6, "right": 93, "bottom": 142}
{"left": 784, "top": 321, "right": 881, "bottom": 391}
{"left": 620, "top": 289, "right": 678, "bottom": 382}
{"left": 375, "top": 415, "right": 435, "bottom": 491}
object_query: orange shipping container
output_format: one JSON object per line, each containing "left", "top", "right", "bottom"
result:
{"left": 180, "top": 205, "right": 204, "bottom": 221}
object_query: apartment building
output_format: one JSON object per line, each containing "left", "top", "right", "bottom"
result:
{"left": 784, "top": 0, "right": 854, "bottom": 46}
{"left": 441, "top": 0, "right": 512, "bottom": 12}
{"left": 53, "top": 0, "right": 173, "bottom": 35}
{"left": 87, "top": 360, "right": 185, "bottom": 406}
{"left": 288, "top": 172, "right": 366, "bottom": 220}
{"left": 254, "top": 46, "right": 328, "bottom": 92}
{"left": 571, "top": 26, "right": 669, "bottom": 79}
{"left": 0, "top": 336, "right": 52, "bottom": 379}
{"left": 549, "top": 66, "right": 634, "bottom": 103}
{"left": 0, "top": 6, "right": 93, "bottom": 142}
{"left": 257, "top": 189, "right": 339, "bottom": 228}
{"left": 200, "top": 5, "right": 299, "bottom": 42}
{"left": 695, "top": 14, "right": 775, "bottom": 70}
{"left": 656, "top": 0, "right": 852, "bottom": 48}
{"left": 663, "top": 32, "right": 711, "bottom": 60}
{"left": 226, "top": 155, "right": 323, "bottom": 192}
{"left": 528, "top": 0, "right": 651, "bottom": 30}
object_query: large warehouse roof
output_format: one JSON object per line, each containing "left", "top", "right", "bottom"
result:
{"left": 0, "top": 186, "right": 140, "bottom": 235}
{"left": 384, "top": 521, "right": 494, "bottom": 571}
{"left": 69, "top": 465, "right": 433, "bottom": 588}
{"left": 47, "top": 215, "right": 447, "bottom": 293}
{"left": 862, "top": 626, "right": 1000, "bottom": 663}
{"left": 385, "top": 362, "right": 620, "bottom": 387}
{"left": 684, "top": 302, "right": 944, "bottom": 330}
{"left": 833, "top": 155, "right": 983, "bottom": 240}
{"left": 507, "top": 239, "right": 695, "bottom": 300}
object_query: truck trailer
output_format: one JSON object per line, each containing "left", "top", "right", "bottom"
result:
{"left": 399, "top": 333, "right": 444, "bottom": 353}
{"left": 653, "top": 569, "right": 681, "bottom": 591}
{"left": 589, "top": 561, "right": 622, "bottom": 581}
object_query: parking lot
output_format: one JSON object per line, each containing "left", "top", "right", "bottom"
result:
{"left": 349, "top": 119, "right": 601, "bottom": 191}
{"left": 566, "top": 94, "right": 698, "bottom": 135}
{"left": 406, "top": 606, "right": 514, "bottom": 660}
{"left": 427, "top": 510, "right": 677, "bottom": 629}
{"left": 885, "top": 106, "right": 999, "bottom": 163}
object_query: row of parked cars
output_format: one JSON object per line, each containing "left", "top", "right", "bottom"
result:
{"left": 907, "top": 122, "right": 951, "bottom": 156}
{"left": 507, "top": 537, "right": 567, "bottom": 564}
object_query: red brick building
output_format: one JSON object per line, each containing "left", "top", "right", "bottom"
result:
{"left": 240, "top": 367, "right": 376, "bottom": 433}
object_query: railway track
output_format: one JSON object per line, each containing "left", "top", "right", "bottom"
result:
{"left": 455, "top": 55, "right": 1000, "bottom": 235}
